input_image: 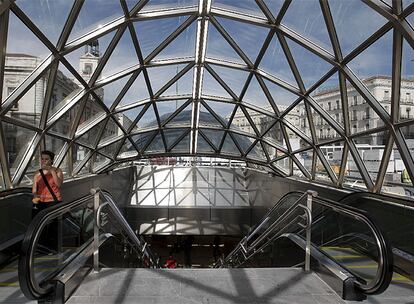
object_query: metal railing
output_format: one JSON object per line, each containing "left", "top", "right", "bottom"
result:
{"left": 217, "top": 190, "right": 393, "bottom": 296}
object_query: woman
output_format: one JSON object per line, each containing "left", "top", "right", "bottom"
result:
{"left": 32, "top": 150, "right": 63, "bottom": 216}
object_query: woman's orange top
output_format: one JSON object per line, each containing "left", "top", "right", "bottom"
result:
{"left": 35, "top": 172, "right": 62, "bottom": 203}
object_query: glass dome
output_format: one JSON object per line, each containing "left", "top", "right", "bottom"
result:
{"left": 1, "top": 0, "right": 414, "bottom": 197}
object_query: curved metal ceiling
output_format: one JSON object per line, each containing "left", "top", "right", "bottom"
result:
{"left": 1, "top": 0, "right": 414, "bottom": 194}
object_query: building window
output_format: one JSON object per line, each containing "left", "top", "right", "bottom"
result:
{"left": 407, "top": 107, "right": 411, "bottom": 119}
{"left": 353, "top": 124, "right": 357, "bottom": 131}
{"left": 328, "top": 102, "right": 332, "bottom": 111}
{"left": 336, "top": 100, "right": 340, "bottom": 109}
{"left": 384, "top": 90, "right": 390, "bottom": 100}
{"left": 83, "top": 63, "right": 93, "bottom": 75}
{"left": 365, "top": 107, "right": 370, "bottom": 119}
{"left": 352, "top": 110, "right": 357, "bottom": 121}
{"left": 7, "top": 87, "right": 19, "bottom": 110}
{"left": 353, "top": 96, "right": 358, "bottom": 105}
{"left": 366, "top": 123, "right": 369, "bottom": 130}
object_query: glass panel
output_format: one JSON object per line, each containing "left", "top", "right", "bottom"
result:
{"left": 161, "top": 67, "right": 194, "bottom": 97}
{"left": 164, "top": 129, "right": 187, "bottom": 149}
{"left": 171, "top": 134, "right": 190, "bottom": 153}
{"left": 259, "top": 36, "right": 298, "bottom": 86}
{"left": 134, "top": 104, "right": 158, "bottom": 130}
{"left": 47, "top": 62, "right": 84, "bottom": 119}
{"left": 115, "top": 106, "right": 144, "bottom": 132}
{"left": 99, "top": 118, "right": 124, "bottom": 145}
{"left": 0, "top": 165, "right": 4, "bottom": 190}
{"left": 404, "top": 1, "right": 414, "bottom": 10}
{"left": 246, "top": 142, "right": 266, "bottom": 161}
{"left": 291, "top": 100, "right": 312, "bottom": 139}
{"left": 68, "top": 1, "right": 123, "bottom": 42}
{"left": 72, "top": 143, "right": 91, "bottom": 172}
{"left": 67, "top": 37, "right": 114, "bottom": 86}
{"left": 132, "top": 131, "right": 157, "bottom": 151}
{"left": 310, "top": 106, "right": 341, "bottom": 144}
{"left": 315, "top": 154, "right": 333, "bottom": 184}
{"left": 76, "top": 120, "right": 105, "bottom": 148}
{"left": 75, "top": 96, "right": 107, "bottom": 135}
{"left": 329, "top": 0, "right": 388, "bottom": 56}
{"left": 400, "top": 39, "right": 414, "bottom": 123}
{"left": 262, "top": 121, "right": 287, "bottom": 148}
{"left": 286, "top": 37, "right": 333, "bottom": 90}
{"left": 292, "top": 154, "right": 306, "bottom": 178}
{"left": 232, "top": 133, "right": 254, "bottom": 154}
{"left": 221, "top": 133, "right": 241, "bottom": 155}
{"left": 117, "top": 138, "right": 139, "bottom": 159}
{"left": 204, "top": 100, "right": 236, "bottom": 126}
{"left": 301, "top": 149, "right": 313, "bottom": 175}
{"left": 97, "top": 74, "right": 130, "bottom": 109}
{"left": 92, "top": 152, "right": 111, "bottom": 171}
{"left": 274, "top": 156, "right": 291, "bottom": 174}
{"left": 215, "top": 17, "right": 270, "bottom": 63}
{"left": 205, "top": 21, "right": 244, "bottom": 64}
{"left": 44, "top": 134, "right": 66, "bottom": 162}
{"left": 264, "top": 79, "right": 300, "bottom": 109}
{"left": 199, "top": 104, "right": 224, "bottom": 128}
{"left": 243, "top": 76, "right": 276, "bottom": 111}
{"left": 2, "top": 122, "right": 36, "bottom": 178}
{"left": 212, "top": 0, "right": 264, "bottom": 17}
{"left": 144, "top": 133, "right": 165, "bottom": 154}
{"left": 282, "top": 0, "right": 333, "bottom": 53}
{"left": 346, "top": 80, "right": 385, "bottom": 134}
{"left": 156, "top": 100, "right": 187, "bottom": 124}
{"left": 147, "top": 64, "right": 190, "bottom": 94}
{"left": 166, "top": 103, "right": 192, "bottom": 127}
{"left": 101, "top": 29, "right": 140, "bottom": 77}
{"left": 138, "top": 0, "right": 198, "bottom": 12}
{"left": 348, "top": 30, "right": 392, "bottom": 89}
{"left": 49, "top": 103, "right": 80, "bottom": 138}
{"left": 197, "top": 133, "right": 216, "bottom": 153}
{"left": 320, "top": 141, "right": 344, "bottom": 177}
{"left": 202, "top": 68, "right": 235, "bottom": 98}
{"left": 263, "top": 0, "right": 285, "bottom": 18}
{"left": 230, "top": 107, "right": 256, "bottom": 136}
{"left": 208, "top": 65, "right": 249, "bottom": 98}
{"left": 343, "top": 148, "right": 367, "bottom": 190}
{"left": 200, "top": 129, "right": 225, "bottom": 150}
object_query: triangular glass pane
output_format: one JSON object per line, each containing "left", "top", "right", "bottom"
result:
{"left": 286, "top": 100, "right": 312, "bottom": 139}
{"left": 221, "top": 133, "right": 241, "bottom": 156}
{"left": 282, "top": 0, "right": 333, "bottom": 53}
{"left": 44, "top": 134, "right": 66, "bottom": 161}
{"left": 197, "top": 133, "right": 216, "bottom": 153}
{"left": 329, "top": 0, "right": 388, "bottom": 56}
{"left": 154, "top": 20, "right": 197, "bottom": 61}
{"left": 346, "top": 80, "right": 385, "bottom": 134}
{"left": 343, "top": 148, "right": 367, "bottom": 190}
{"left": 200, "top": 129, "right": 225, "bottom": 150}
{"left": 262, "top": 121, "right": 287, "bottom": 148}
{"left": 117, "top": 138, "right": 138, "bottom": 159}
{"left": 202, "top": 68, "right": 235, "bottom": 98}
{"left": 301, "top": 149, "right": 314, "bottom": 175}
{"left": 382, "top": 142, "right": 413, "bottom": 197}
{"left": 232, "top": 133, "right": 254, "bottom": 154}
{"left": 274, "top": 156, "right": 291, "bottom": 175}
{"left": 243, "top": 76, "right": 275, "bottom": 110}
{"left": 99, "top": 117, "right": 124, "bottom": 145}
{"left": 135, "top": 104, "right": 158, "bottom": 129}
{"left": 164, "top": 129, "right": 187, "bottom": 149}
{"left": 65, "top": 33, "right": 115, "bottom": 85}
{"left": 96, "top": 74, "right": 130, "bottom": 109}
{"left": 147, "top": 64, "right": 189, "bottom": 94}
{"left": 315, "top": 154, "right": 333, "bottom": 184}
{"left": 76, "top": 120, "right": 105, "bottom": 148}
{"left": 264, "top": 142, "right": 286, "bottom": 159}
{"left": 17, "top": 0, "right": 74, "bottom": 45}
{"left": 132, "top": 131, "right": 157, "bottom": 151}
{"left": 284, "top": 124, "right": 311, "bottom": 152}
{"left": 209, "top": 65, "right": 249, "bottom": 98}
{"left": 204, "top": 101, "right": 236, "bottom": 126}
{"left": 310, "top": 106, "right": 341, "bottom": 143}
{"left": 156, "top": 100, "right": 187, "bottom": 124}
{"left": 348, "top": 30, "right": 392, "bottom": 86}
{"left": 23, "top": 142, "right": 42, "bottom": 180}
{"left": 98, "top": 139, "right": 123, "bottom": 158}
{"left": 115, "top": 105, "right": 145, "bottom": 132}
{"left": 68, "top": 1, "right": 124, "bottom": 42}
{"left": 259, "top": 37, "right": 298, "bottom": 86}
{"left": 166, "top": 103, "right": 193, "bottom": 127}
{"left": 354, "top": 130, "right": 389, "bottom": 182}
{"left": 2, "top": 122, "right": 37, "bottom": 177}
{"left": 320, "top": 141, "right": 344, "bottom": 177}
{"left": 145, "top": 133, "right": 165, "bottom": 154}
{"left": 76, "top": 96, "right": 107, "bottom": 134}
{"left": 3, "top": 69, "right": 50, "bottom": 127}
{"left": 117, "top": 72, "right": 150, "bottom": 108}
{"left": 101, "top": 29, "right": 140, "bottom": 77}
{"left": 263, "top": 79, "right": 299, "bottom": 110}
{"left": 161, "top": 67, "right": 194, "bottom": 97}
{"left": 230, "top": 107, "right": 256, "bottom": 136}
{"left": 199, "top": 104, "right": 225, "bottom": 128}
{"left": 5, "top": 11, "right": 50, "bottom": 69}
{"left": 247, "top": 142, "right": 266, "bottom": 161}
{"left": 171, "top": 134, "right": 190, "bottom": 153}
{"left": 72, "top": 143, "right": 91, "bottom": 171}
{"left": 212, "top": 0, "right": 265, "bottom": 17}
{"left": 205, "top": 21, "right": 244, "bottom": 64}
{"left": 47, "top": 62, "right": 84, "bottom": 119}
{"left": 49, "top": 103, "right": 80, "bottom": 138}
{"left": 92, "top": 153, "right": 111, "bottom": 172}
{"left": 215, "top": 17, "right": 270, "bottom": 63}
{"left": 286, "top": 37, "right": 333, "bottom": 89}
{"left": 400, "top": 38, "right": 414, "bottom": 123}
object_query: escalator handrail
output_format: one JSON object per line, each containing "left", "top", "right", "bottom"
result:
{"left": 18, "top": 194, "right": 94, "bottom": 300}
{"left": 311, "top": 196, "right": 393, "bottom": 295}
{"left": 339, "top": 191, "right": 414, "bottom": 209}
{"left": 0, "top": 187, "right": 32, "bottom": 199}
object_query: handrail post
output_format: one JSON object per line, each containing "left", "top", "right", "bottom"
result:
{"left": 305, "top": 190, "right": 317, "bottom": 272}
{"left": 92, "top": 188, "right": 100, "bottom": 272}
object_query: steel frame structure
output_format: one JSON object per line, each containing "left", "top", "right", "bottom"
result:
{"left": 0, "top": 0, "right": 413, "bottom": 194}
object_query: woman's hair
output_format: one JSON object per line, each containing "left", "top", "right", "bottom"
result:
{"left": 41, "top": 150, "right": 55, "bottom": 162}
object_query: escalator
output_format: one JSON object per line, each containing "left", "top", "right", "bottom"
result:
{"left": 217, "top": 191, "right": 394, "bottom": 300}
{"left": 17, "top": 189, "right": 159, "bottom": 303}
